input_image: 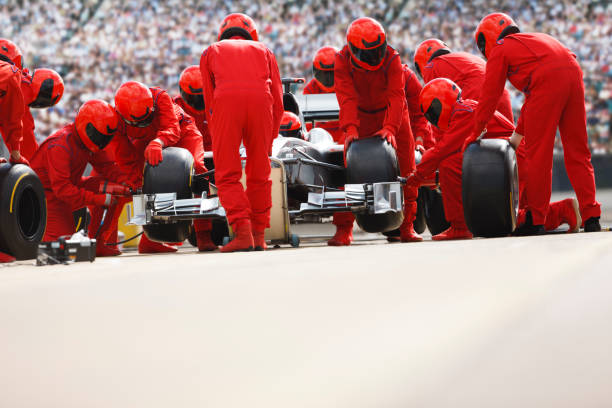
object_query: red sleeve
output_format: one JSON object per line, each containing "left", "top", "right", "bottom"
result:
{"left": 90, "top": 149, "right": 132, "bottom": 186}
{"left": 484, "top": 110, "right": 515, "bottom": 138}
{"left": 46, "top": 144, "right": 97, "bottom": 209}
{"left": 153, "top": 91, "right": 180, "bottom": 146}
{"left": 334, "top": 51, "right": 360, "bottom": 133}
{"left": 382, "top": 54, "right": 406, "bottom": 135}
{"left": 268, "top": 48, "right": 284, "bottom": 138}
{"left": 404, "top": 68, "right": 434, "bottom": 147}
{"left": 0, "top": 68, "right": 24, "bottom": 152}
{"left": 417, "top": 108, "right": 472, "bottom": 177}
{"left": 473, "top": 46, "right": 509, "bottom": 135}
{"left": 200, "top": 46, "right": 215, "bottom": 125}
{"left": 108, "top": 131, "right": 143, "bottom": 188}
{"left": 20, "top": 108, "right": 38, "bottom": 160}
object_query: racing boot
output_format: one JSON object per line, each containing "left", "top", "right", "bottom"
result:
{"left": 221, "top": 219, "right": 254, "bottom": 253}
{"left": 0, "top": 252, "right": 15, "bottom": 263}
{"left": 399, "top": 203, "right": 423, "bottom": 243}
{"left": 545, "top": 198, "right": 581, "bottom": 233}
{"left": 253, "top": 230, "right": 267, "bottom": 251}
{"left": 432, "top": 224, "right": 473, "bottom": 241}
{"left": 96, "top": 244, "right": 122, "bottom": 257}
{"left": 328, "top": 225, "right": 353, "bottom": 246}
{"left": 194, "top": 219, "right": 217, "bottom": 252}
{"left": 513, "top": 211, "right": 545, "bottom": 236}
{"left": 400, "top": 224, "right": 423, "bottom": 242}
{"left": 138, "top": 233, "right": 178, "bottom": 254}
{"left": 584, "top": 217, "right": 602, "bottom": 232}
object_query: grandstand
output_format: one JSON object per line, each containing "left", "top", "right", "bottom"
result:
{"left": 1, "top": 0, "right": 610, "bottom": 151}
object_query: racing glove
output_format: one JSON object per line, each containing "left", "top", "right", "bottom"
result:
{"left": 404, "top": 172, "right": 426, "bottom": 188}
{"left": 343, "top": 126, "right": 359, "bottom": 166}
{"left": 9, "top": 151, "right": 30, "bottom": 166}
{"left": 144, "top": 139, "right": 164, "bottom": 166}
{"left": 98, "top": 180, "right": 132, "bottom": 196}
{"left": 93, "top": 193, "right": 118, "bottom": 207}
{"left": 376, "top": 128, "right": 397, "bottom": 150}
{"left": 462, "top": 129, "right": 486, "bottom": 152}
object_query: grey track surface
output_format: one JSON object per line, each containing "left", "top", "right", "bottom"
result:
{"left": 2, "top": 191, "right": 612, "bottom": 407}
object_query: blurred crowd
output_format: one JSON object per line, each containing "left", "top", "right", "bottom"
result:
{"left": 1, "top": 0, "right": 610, "bottom": 153}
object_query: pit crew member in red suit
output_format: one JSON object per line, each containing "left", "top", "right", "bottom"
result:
{"left": 472, "top": 12, "right": 600, "bottom": 234}
{"left": 200, "top": 13, "right": 284, "bottom": 252}
{"left": 334, "top": 17, "right": 422, "bottom": 245}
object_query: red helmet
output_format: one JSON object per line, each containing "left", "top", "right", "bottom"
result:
{"left": 75, "top": 100, "right": 120, "bottom": 153}
{"left": 474, "top": 13, "right": 519, "bottom": 59}
{"left": 114, "top": 81, "right": 155, "bottom": 127}
{"left": 0, "top": 39, "right": 22, "bottom": 69}
{"left": 312, "top": 46, "right": 338, "bottom": 92}
{"left": 179, "top": 65, "right": 204, "bottom": 111}
{"left": 218, "top": 13, "right": 258, "bottom": 41}
{"left": 419, "top": 78, "right": 462, "bottom": 131}
{"left": 279, "top": 111, "right": 303, "bottom": 139}
{"left": 27, "top": 68, "right": 64, "bottom": 108}
{"left": 414, "top": 38, "right": 451, "bottom": 78}
{"left": 346, "top": 18, "right": 387, "bottom": 71}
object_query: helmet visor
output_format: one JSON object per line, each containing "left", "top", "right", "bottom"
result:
{"left": 314, "top": 68, "right": 334, "bottom": 89}
{"left": 85, "top": 122, "right": 116, "bottom": 150}
{"left": 180, "top": 88, "right": 205, "bottom": 111}
{"left": 423, "top": 98, "right": 443, "bottom": 128}
{"left": 349, "top": 41, "right": 387, "bottom": 68}
{"left": 30, "top": 78, "right": 61, "bottom": 108}
{"left": 123, "top": 107, "right": 155, "bottom": 128}
{"left": 280, "top": 128, "right": 303, "bottom": 139}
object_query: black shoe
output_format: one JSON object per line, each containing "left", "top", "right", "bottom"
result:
{"left": 584, "top": 217, "right": 601, "bottom": 232}
{"left": 513, "top": 211, "right": 545, "bottom": 236}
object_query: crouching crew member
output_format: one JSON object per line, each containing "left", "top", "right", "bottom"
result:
{"left": 472, "top": 12, "right": 600, "bottom": 234}
{"left": 333, "top": 17, "right": 422, "bottom": 245}
{"left": 200, "top": 13, "right": 284, "bottom": 252}
{"left": 29, "top": 100, "right": 131, "bottom": 241}
{"left": 174, "top": 65, "right": 213, "bottom": 152}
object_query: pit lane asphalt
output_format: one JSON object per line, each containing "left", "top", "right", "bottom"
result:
{"left": 2, "top": 192, "right": 612, "bottom": 407}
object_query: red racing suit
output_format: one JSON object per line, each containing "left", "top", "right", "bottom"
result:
{"left": 200, "top": 39, "right": 284, "bottom": 232}
{"left": 335, "top": 45, "right": 417, "bottom": 231}
{"left": 0, "top": 62, "right": 24, "bottom": 156}
{"left": 302, "top": 79, "right": 344, "bottom": 143}
{"left": 474, "top": 33, "right": 600, "bottom": 225}
{"left": 174, "top": 95, "right": 213, "bottom": 152}
{"left": 416, "top": 99, "right": 514, "bottom": 228}
{"left": 403, "top": 64, "right": 434, "bottom": 148}
{"left": 30, "top": 124, "right": 128, "bottom": 241}
{"left": 90, "top": 88, "right": 211, "bottom": 244}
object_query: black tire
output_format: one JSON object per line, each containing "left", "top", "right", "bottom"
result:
{"left": 0, "top": 163, "right": 47, "bottom": 259}
{"left": 413, "top": 187, "right": 428, "bottom": 235}
{"left": 462, "top": 139, "right": 518, "bottom": 237}
{"left": 423, "top": 188, "right": 450, "bottom": 236}
{"left": 345, "top": 137, "right": 403, "bottom": 233}
{"left": 142, "top": 147, "right": 193, "bottom": 243}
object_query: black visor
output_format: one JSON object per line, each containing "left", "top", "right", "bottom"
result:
{"left": 123, "top": 106, "right": 155, "bottom": 128}
{"left": 349, "top": 40, "right": 387, "bottom": 67}
{"left": 314, "top": 68, "right": 334, "bottom": 89}
{"left": 85, "top": 122, "right": 116, "bottom": 150}
{"left": 180, "top": 88, "right": 205, "bottom": 111}
{"left": 30, "top": 78, "right": 60, "bottom": 108}
{"left": 476, "top": 32, "right": 487, "bottom": 57}
{"left": 219, "top": 27, "right": 252, "bottom": 41}
{"left": 280, "top": 128, "right": 303, "bottom": 139}
{"left": 423, "top": 98, "right": 443, "bottom": 127}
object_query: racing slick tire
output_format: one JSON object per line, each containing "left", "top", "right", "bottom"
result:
{"left": 462, "top": 139, "right": 518, "bottom": 237}
{"left": 0, "top": 163, "right": 47, "bottom": 259}
{"left": 142, "top": 147, "right": 193, "bottom": 243}
{"left": 423, "top": 188, "right": 450, "bottom": 236}
{"left": 345, "top": 137, "right": 403, "bottom": 233}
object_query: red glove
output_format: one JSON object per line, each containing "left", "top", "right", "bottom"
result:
{"left": 404, "top": 172, "right": 426, "bottom": 188}
{"left": 99, "top": 181, "right": 131, "bottom": 196}
{"left": 9, "top": 153, "right": 30, "bottom": 166}
{"left": 375, "top": 128, "right": 397, "bottom": 149}
{"left": 144, "top": 139, "right": 164, "bottom": 166}
{"left": 343, "top": 126, "right": 359, "bottom": 151}
{"left": 462, "top": 130, "right": 482, "bottom": 152}
{"left": 92, "top": 193, "right": 117, "bottom": 207}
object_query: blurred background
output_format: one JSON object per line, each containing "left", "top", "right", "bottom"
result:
{"left": 0, "top": 0, "right": 610, "bottom": 154}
